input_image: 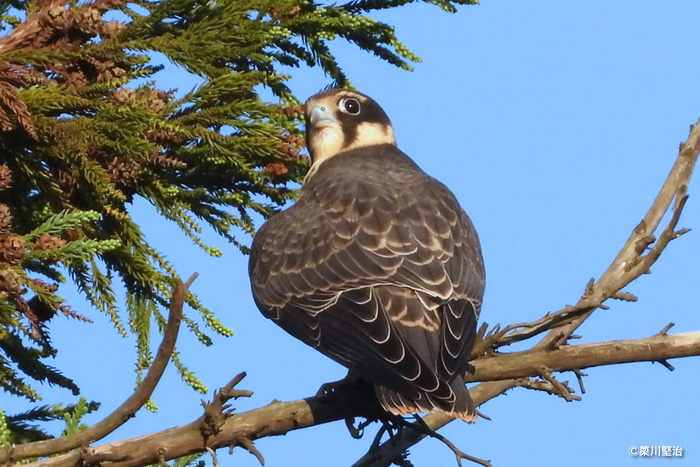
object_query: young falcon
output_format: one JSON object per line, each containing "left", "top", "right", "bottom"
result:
{"left": 248, "top": 89, "right": 485, "bottom": 422}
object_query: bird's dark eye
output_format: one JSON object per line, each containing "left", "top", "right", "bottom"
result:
{"left": 339, "top": 97, "right": 361, "bottom": 115}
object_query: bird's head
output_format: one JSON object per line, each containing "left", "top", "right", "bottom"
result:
{"left": 304, "top": 89, "right": 396, "bottom": 165}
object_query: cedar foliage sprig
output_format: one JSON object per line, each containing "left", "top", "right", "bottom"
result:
{"left": 0, "top": 399, "right": 99, "bottom": 445}
{"left": 0, "top": 0, "right": 475, "bottom": 440}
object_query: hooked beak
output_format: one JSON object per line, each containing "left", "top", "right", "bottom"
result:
{"left": 309, "top": 104, "right": 337, "bottom": 130}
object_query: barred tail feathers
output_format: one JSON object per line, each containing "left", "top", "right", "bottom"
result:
{"left": 374, "top": 377, "right": 476, "bottom": 423}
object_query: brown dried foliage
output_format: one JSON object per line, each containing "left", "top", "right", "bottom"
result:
{"left": 0, "top": 164, "right": 12, "bottom": 190}
{"left": 270, "top": 4, "right": 302, "bottom": 22}
{"left": 0, "top": 0, "right": 132, "bottom": 140}
{"left": 0, "top": 266, "right": 21, "bottom": 296}
{"left": 0, "top": 70, "right": 37, "bottom": 137}
{"left": 0, "top": 203, "right": 12, "bottom": 236}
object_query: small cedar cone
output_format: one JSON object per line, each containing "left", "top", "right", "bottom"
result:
{"left": 1, "top": 234, "right": 26, "bottom": 264}
{"left": 34, "top": 234, "right": 66, "bottom": 251}
{"left": 0, "top": 267, "right": 21, "bottom": 295}
{"left": 46, "top": 5, "right": 68, "bottom": 28}
{"left": 64, "top": 229, "right": 80, "bottom": 241}
{"left": 56, "top": 167, "right": 76, "bottom": 196}
{"left": 0, "top": 203, "right": 11, "bottom": 236}
{"left": 265, "top": 162, "right": 289, "bottom": 176}
{"left": 147, "top": 98, "right": 165, "bottom": 113}
{"left": 0, "top": 165, "right": 11, "bottom": 190}
{"left": 107, "top": 67, "right": 126, "bottom": 80}
{"left": 270, "top": 5, "right": 301, "bottom": 22}
{"left": 140, "top": 89, "right": 169, "bottom": 113}
{"left": 76, "top": 7, "right": 103, "bottom": 35}
{"left": 102, "top": 20, "right": 126, "bottom": 39}
{"left": 112, "top": 87, "right": 135, "bottom": 104}
{"left": 282, "top": 105, "right": 303, "bottom": 117}
{"left": 105, "top": 156, "right": 138, "bottom": 187}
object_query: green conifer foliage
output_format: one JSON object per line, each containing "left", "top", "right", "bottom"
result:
{"left": 0, "top": 0, "right": 476, "bottom": 424}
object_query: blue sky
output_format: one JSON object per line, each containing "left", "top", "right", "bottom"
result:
{"left": 5, "top": 2, "right": 700, "bottom": 466}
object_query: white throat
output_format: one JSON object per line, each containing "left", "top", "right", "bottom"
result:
{"left": 305, "top": 121, "right": 396, "bottom": 184}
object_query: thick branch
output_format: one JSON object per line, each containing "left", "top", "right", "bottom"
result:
{"left": 466, "top": 331, "right": 700, "bottom": 382}
{"left": 352, "top": 330, "right": 700, "bottom": 466}
{"left": 2, "top": 275, "right": 196, "bottom": 465}
{"left": 31, "top": 329, "right": 700, "bottom": 466}
{"left": 33, "top": 391, "right": 366, "bottom": 467}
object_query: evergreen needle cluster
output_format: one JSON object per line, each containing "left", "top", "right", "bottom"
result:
{"left": 0, "top": 0, "right": 476, "bottom": 443}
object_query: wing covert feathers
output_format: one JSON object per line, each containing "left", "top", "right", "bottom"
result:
{"left": 249, "top": 144, "right": 485, "bottom": 421}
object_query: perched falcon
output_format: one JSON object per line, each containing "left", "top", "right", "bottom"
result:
{"left": 249, "top": 89, "right": 485, "bottom": 422}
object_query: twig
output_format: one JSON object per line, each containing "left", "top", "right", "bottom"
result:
{"left": 612, "top": 291, "right": 638, "bottom": 302}
{"left": 210, "top": 405, "right": 273, "bottom": 467}
{"left": 655, "top": 359, "right": 675, "bottom": 371}
{"left": 428, "top": 430, "right": 491, "bottom": 467}
{"left": 2, "top": 274, "right": 196, "bottom": 465}
{"left": 368, "top": 423, "right": 388, "bottom": 450}
{"left": 514, "top": 378, "right": 568, "bottom": 399}
{"left": 473, "top": 305, "right": 586, "bottom": 354}
{"left": 572, "top": 369, "right": 587, "bottom": 394}
{"left": 537, "top": 370, "right": 579, "bottom": 402}
{"left": 206, "top": 446, "right": 220, "bottom": 467}
{"left": 513, "top": 371, "right": 580, "bottom": 402}
{"left": 201, "top": 372, "right": 253, "bottom": 440}
{"left": 200, "top": 373, "right": 262, "bottom": 465}
{"left": 236, "top": 435, "right": 264, "bottom": 466}
{"left": 357, "top": 416, "right": 491, "bottom": 467}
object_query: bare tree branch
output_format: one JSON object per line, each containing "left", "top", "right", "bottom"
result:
{"left": 352, "top": 329, "right": 700, "bottom": 467}
{"left": 355, "top": 115, "right": 700, "bottom": 465}
{"left": 36, "top": 392, "right": 365, "bottom": 467}
{"left": 2, "top": 274, "right": 197, "bottom": 465}
{"left": 25, "top": 327, "right": 700, "bottom": 467}
{"left": 467, "top": 330, "right": 700, "bottom": 382}
{"left": 352, "top": 383, "right": 517, "bottom": 467}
